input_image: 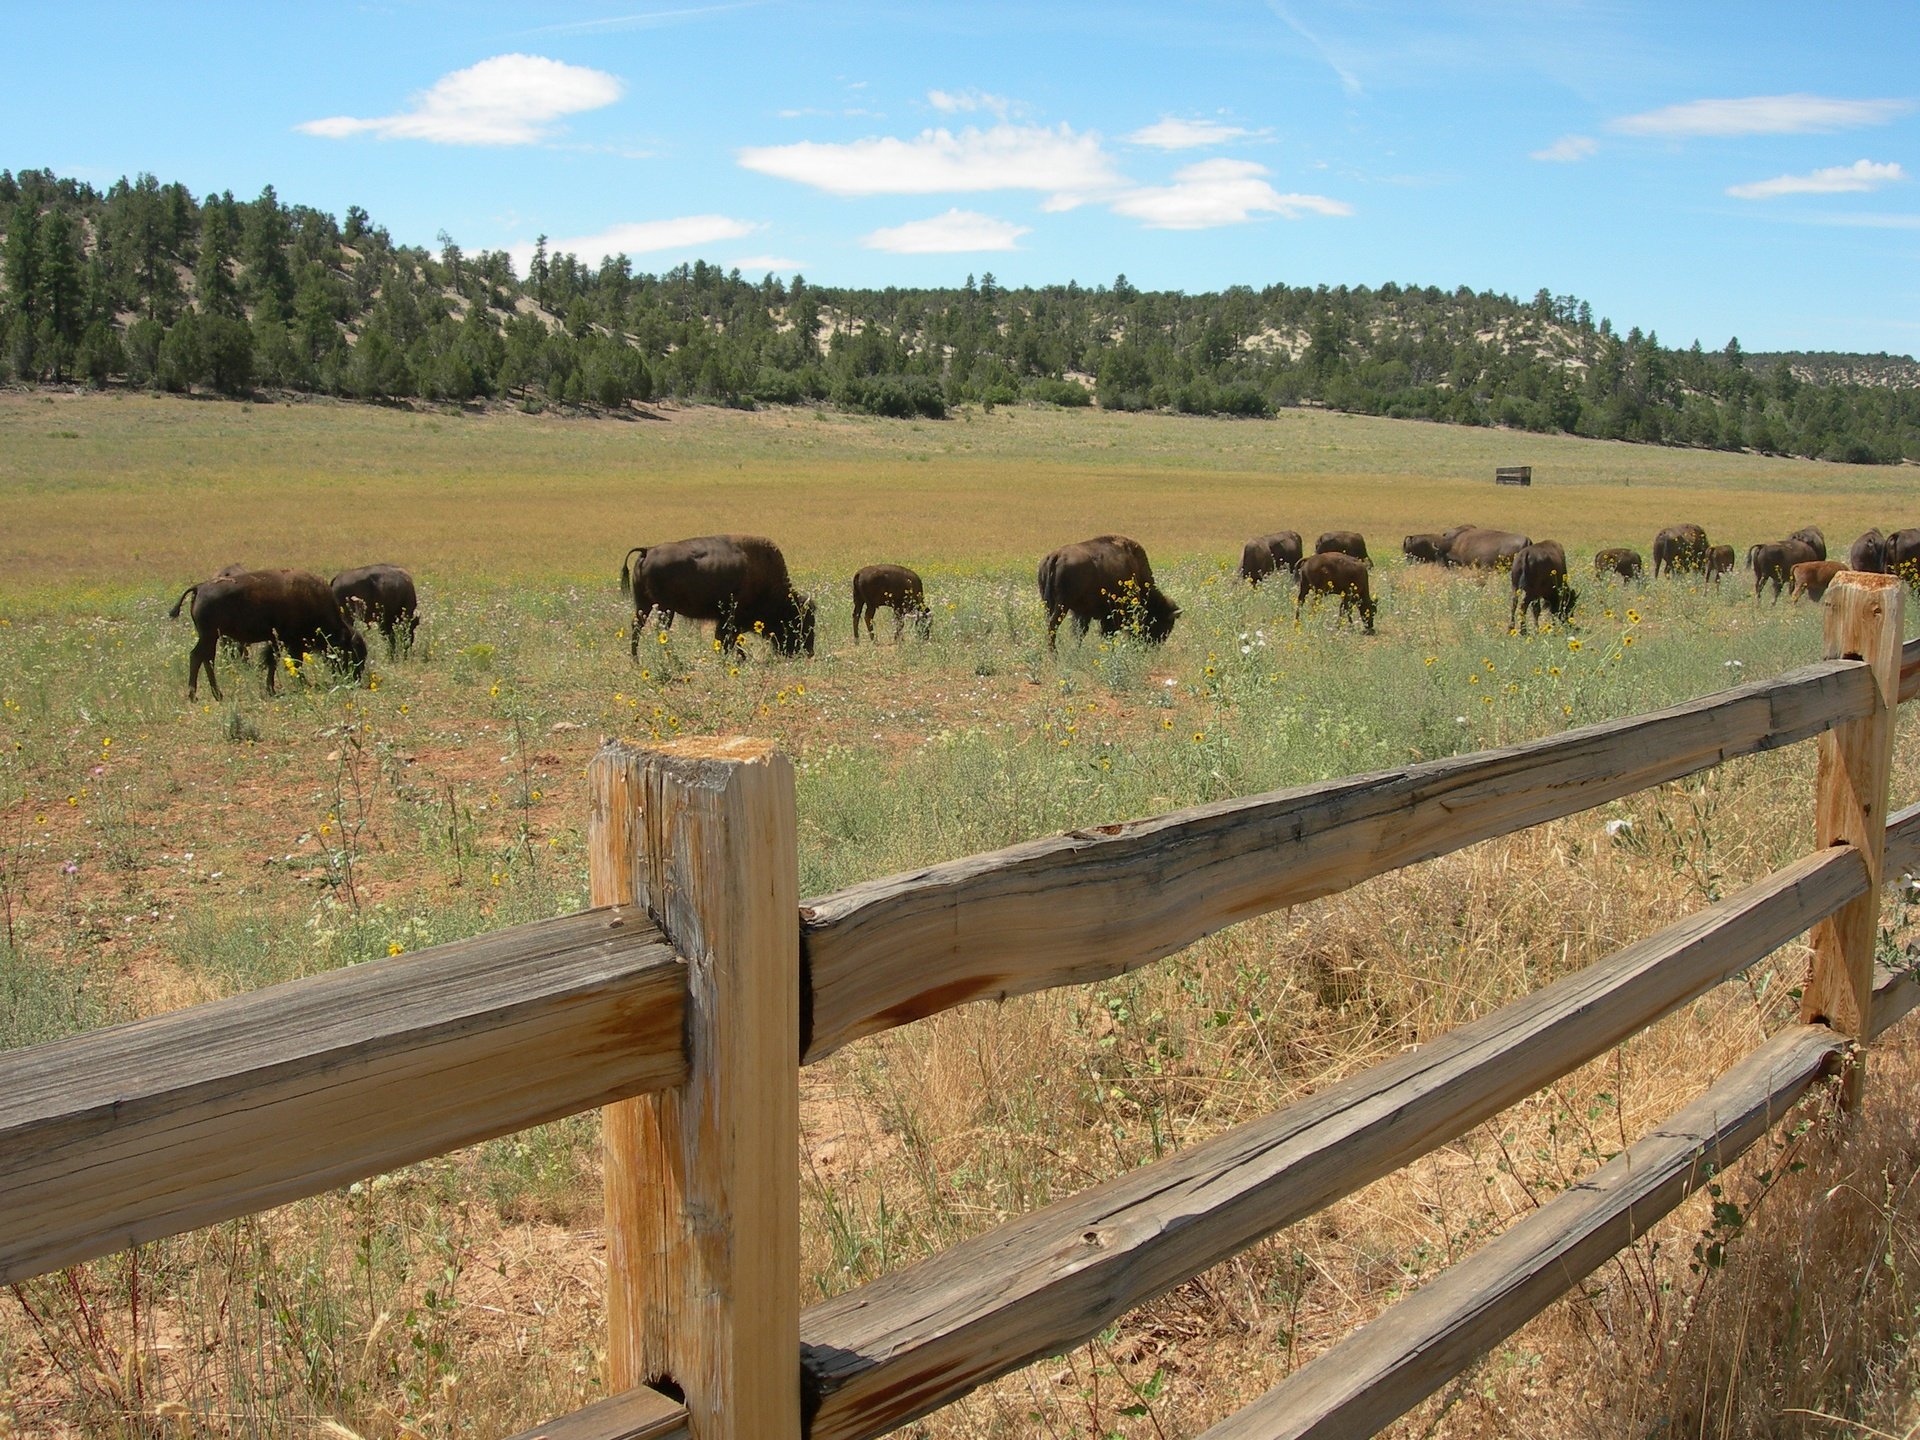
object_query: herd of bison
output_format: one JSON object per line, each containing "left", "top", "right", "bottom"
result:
{"left": 165, "top": 522, "right": 1920, "bottom": 698}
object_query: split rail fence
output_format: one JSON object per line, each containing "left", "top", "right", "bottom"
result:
{"left": 3, "top": 572, "right": 1919, "bottom": 1440}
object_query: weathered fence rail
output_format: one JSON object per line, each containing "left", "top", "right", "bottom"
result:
{"left": 801, "top": 655, "right": 1875, "bottom": 1060}
{"left": 0, "top": 581, "right": 1913, "bottom": 1440}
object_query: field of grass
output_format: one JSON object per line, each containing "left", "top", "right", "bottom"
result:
{"left": 2, "top": 390, "right": 1919, "bottom": 1439}
{"left": 3, "top": 388, "right": 1916, "bottom": 597}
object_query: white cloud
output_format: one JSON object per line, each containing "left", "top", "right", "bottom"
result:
{"left": 863, "top": 209, "right": 1030, "bottom": 253}
{"left": 1127, "top": 117, "right": 1251, "bottom": 150}
{"left": 297, "top": 54, "right": 623, "bottom": 146}
{"left": 1610, "top": 94, "right": 1913, "bottom": 138}
{"left": 1727, "top": 159, "right": 1906, "bottom": 200}
{"left": 737, "top": 123, "right": 1124, "bottom": 200}
{"left": 1531, "top": 134, "right": 1597, "bottom": 162}
{"left": 509, "top": 216, "right": 756, "bottom": 273}
{"left": 1108, "top": 159, "right": 1351, "bottom": 229}
{"left": 927, "top": 89, "right": 1018, "bottom": 119}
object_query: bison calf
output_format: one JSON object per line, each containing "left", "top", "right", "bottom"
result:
{"left": 1789, "top": 559, "right": 1848, "bottom": 603}
{"left": 1593, "top": 547, "right": 1643, "bottom": 581}
{"left": 852, "top": 564, "right": 931, "bottom": 643}
{"left": 1295, "top": 552, "right": 1377, "bottom": 634}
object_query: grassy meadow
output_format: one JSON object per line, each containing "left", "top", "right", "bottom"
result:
{"left": 2, "top": 389, "right": 1919, "bottom": 1439}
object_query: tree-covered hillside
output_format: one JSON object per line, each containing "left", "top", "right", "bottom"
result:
{"left": 3, "top": 167, "right": 1916, "bottom": 464}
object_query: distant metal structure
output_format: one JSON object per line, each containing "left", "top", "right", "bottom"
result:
{"left": 1495, "top": 465, "right": 1533, "bottom": 486}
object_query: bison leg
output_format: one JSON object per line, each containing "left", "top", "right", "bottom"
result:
{"left": 891, "top": 605, "right": 905, "bottom": 644}
{"left": 188, "top": 635, "right": 222, "bottom": 702}
{"left": 262, "top": 643, "right": 280, "bottom": 695}
{"left": 851, "top": 600, "right": 862, "bottom": 644}
{"left": 1044, "top": 605, "right": 1065, "bottom": 653}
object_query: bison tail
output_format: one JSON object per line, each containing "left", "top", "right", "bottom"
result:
{"left": 619, "top": 546, "right": 647, "bottom": 597}
{"left": 167, "top": 584, "right": 198, "bottom": 620}
{"left": 1037, "top": 552, "right": 1061, "bottom": 608}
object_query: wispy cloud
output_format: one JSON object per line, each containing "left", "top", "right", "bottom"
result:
{"left": 863, "top": 209, "right": 1030, "bottom": 253}
{"left": 738, "top": 123, "right": 1124, "bottom": 200}
{"left": 509, "top": 216, "right": 756, "bottom": 273}
{"left": 1108, "top": 159, "right": 1351, "bottom": 230}
{"left": 1794, "top": 211, "right": 1920, "bottom": 230}
{"left": 298, "top": 54, "right": 622, "bottom": 146}
{"left": 1127, "top": 117, "right": 1250, "bottom": 150}
{"left": 523, "top": 2, "right": 766, "bottom": 35}
{"left": 1266, "top": 2, "right": 1363, "bottom": 97}
{"left": 1531, "top": 134, "right": 1597, "bottom": 163}
{"left": 1611, "top": 94, "right": 1913, "bottom": 138}
{"left": 1728, "top": 159, "right": 1906, "bottom": 200}
{"left": 926, "top": 89, "right": 1021, "bottom": 120}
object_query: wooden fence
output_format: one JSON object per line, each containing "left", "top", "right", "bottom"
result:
{"left": 2, "top": 573, "right": 1917, "bottom": 1440}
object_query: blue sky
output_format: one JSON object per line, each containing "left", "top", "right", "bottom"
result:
{"left": 10, "top": 1, "right": 1918, "bottom": 354}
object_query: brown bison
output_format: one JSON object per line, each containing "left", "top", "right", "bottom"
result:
{"left": 1315, "top": 530, "right": 1370, "bottom": 564}
{"left": 1789, "top": 527, "right": 1827, "bottom": 561}
{"left": 1748, "top": 539, "right": 1820, "bottom": 601}
{"left": 1651, "top": 524, "right": 1708, "bottom": 578}
{"left": 1039, "top": 535, "right": 1179, "bottom": 651}
{"left": 621, "top": 536, "right": 815, "bottom": 658}
{"left": 331, "top": 563, "right": 418, "bottom": 658}
{"left": 1510, "top": 542, "right": 1576, "bottom": 631}
{"left": 1402, "top": 533, "right": 1449, "bottom": 564}
{"left": 851, "top": 564, "right": 931, "bottom": 643}
{"left": 1239, "top": 531, "right": 1303, "bottom": 584}
{"left": 1704, "top": 544, "right": 1736, "bottom": 584}
{"left": 1848, "top": 529, "right": 1889, "bottom": 574}
{"left": 1890, "top": 528, "right": 1920, "bottom": 586}
{"left": 1445, "top": 527, "right": 1531, "bottom": 570}
{"left": 1789, "top": 560, "right": 1848, "bottom": 603}
{"left": 1295, "top": 552, "right": 1377, "bottom": 634}
{"left": 171, "top": 568, "right": 367, "bottom": 701}
{"left": 1593, "top": 547, "right": 1643, "bottom": 581}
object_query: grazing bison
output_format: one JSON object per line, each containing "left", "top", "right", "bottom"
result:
{"left": 1704, "top": 544, "right": 1736, "bottom": 584}
{"left": 1445, "top": 527, "right": 1531, "bottom": 570}
{"left": 1239, "top": 531, "right": 1304, "bottom": 584}
{"left": 331, "top": 563, "right": 418, "bottom": 658}
{"left": 1789, "top": 560, "right": 1848, "bottom": 603}
{"left": 851, "top": 564, "right": 931, "bottom": 644}
{"left": 1593, "top": 547, "right": 1644, "bottom": 581}
{"left": 1747, "top": 539, "right": 1820, "bottom": 601}
{"left": 1295, "top": 552, "right": 1377, "bottom": 634}
{"left": 1890, "top": 528, "right": 1920, "bottom": 586}
{"left": 623, "top": 536, "right": 815, "bottom": 658}
{"left": 1848, "top": 528, "right": 1889, "bottom": 574}
{"left": 1651, "top": 524, "right": 1709, "bottom": 578}
{"left": 1402, "top": 533, "right": 1450, "bottom": 564}
{"left": 1510, "top": 542, "right": 1576, "bottom": 631}
{"left": 1789, "top": 527, "right": 1827, "bottom": 561}
{"left": 1315, "top": 531, "right": 1370, "bottom": 564}
{"left": 173, "top": 568, "right": 367, "bottom": 701}
{"left": 1038, "top": 535, "right": 1179, "bottom": 651}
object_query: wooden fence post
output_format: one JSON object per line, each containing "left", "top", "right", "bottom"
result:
{"left": 590, "top": 737, "right": 801, "bottom": 1439}
{"left": 1801, "top": 571, "right": 1905, "bottom": 1107}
